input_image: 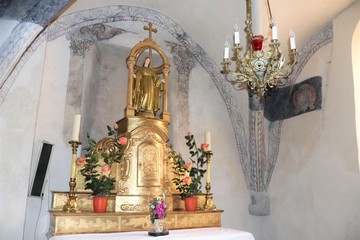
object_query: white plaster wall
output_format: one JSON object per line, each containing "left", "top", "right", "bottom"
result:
{"left": 188, "top": 63, "right": 255, "bottom": 232}
{"left": 353, "top": 21, "right": 360, "bottom": 171}
{"left": 0, "top": 41, "right": 46, "bottom": 240}
{"left": 23, "top": 35, "right": 73, "bottom": 240}
{"left": 262, "top": 2, "right": 360, "bottom": 240}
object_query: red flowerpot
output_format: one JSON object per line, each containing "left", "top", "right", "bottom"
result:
{"left": 93, "top": 196, "right": 108, "bottom": 213}
{"left": 184, "top": 197, "right": 197, "bottom": 211}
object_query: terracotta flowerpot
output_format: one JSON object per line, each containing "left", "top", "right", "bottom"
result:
{"left": 93, "top": 196, "right": 108, "bottom": 213}
{"left": 184, "top": 197, "right": 197, "bottom": 211}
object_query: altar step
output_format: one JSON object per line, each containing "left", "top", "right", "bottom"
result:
{"left": 48, "top": 209, "right": 223, "bottom": 236}
{"left": 48, "top": 192, "right": 223, "bottom": 236}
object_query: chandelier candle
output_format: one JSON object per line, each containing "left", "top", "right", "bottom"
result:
{"left": 234, "top": 24, "right": 240, "bottom": 44}
{"left": 290, "top": 31, "right": 296, "bottom": 50}
{"left": 271, "top": 24, "right": 278, "bottom": 40}
{"left": 224, "top": 41, "right": 230, "bottom": 59}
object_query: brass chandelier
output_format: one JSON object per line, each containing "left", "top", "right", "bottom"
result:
{"left": 221, "top": 0, "right": 298, "bottom": 99}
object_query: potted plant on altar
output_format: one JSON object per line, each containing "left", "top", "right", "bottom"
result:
{"left": 77, "top": 125, "right": 128, "bottom": 213}
{"left": 171, "top": 132, "right": 208, "bottom": 211}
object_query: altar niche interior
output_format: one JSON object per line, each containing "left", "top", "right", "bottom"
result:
{"left": 48, "top": 23, "right": 222, "bottom": 237}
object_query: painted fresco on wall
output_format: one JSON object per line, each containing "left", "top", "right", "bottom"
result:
{"left": 264, "top": 76, "right": 322, "bottom": 121}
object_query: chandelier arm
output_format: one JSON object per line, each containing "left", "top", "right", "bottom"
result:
{"left": 279, "top": 54, "right": 298, "bottom": 77}
{"left": 233, "top": 72, "right": 254, "bottom": 83}
{"left": 233, "top": 46, "right": 244, "bottom": 69}
{"left": 266, "top": 62, "right": 296, "bottom": 85}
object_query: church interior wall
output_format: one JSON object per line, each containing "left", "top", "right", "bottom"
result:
{"left": 187, "top": 60, "right": 253, "bottom": 230}
{"left": 1, "top": 1, "right": 360, "bottom": 240}
{"left": 0, "top": 41, "right": 47, "bottom": 240}
{"left": 260, "top": 2, "right": 360, "bottom": 240}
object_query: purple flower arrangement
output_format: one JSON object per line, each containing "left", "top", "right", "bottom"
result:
{"left": 149, "top": 197, "right": 167, "bottom": 224}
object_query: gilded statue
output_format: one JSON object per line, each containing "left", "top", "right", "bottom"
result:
{"left": 133, "top": 57, "right": 164, "bottom": 116}
{"left": 124, "top": 22, "right": 170, "bottom": 123}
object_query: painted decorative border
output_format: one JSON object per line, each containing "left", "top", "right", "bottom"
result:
{"left": 0, "top": 0, "right": 73, "bottom": 89}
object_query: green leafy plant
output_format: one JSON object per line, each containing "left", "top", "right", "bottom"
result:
{"left": 171, "top": 132, "right": 208, "bottom": 199}
{"left": 78, "top": 126, "right": 128, "bottom": 197}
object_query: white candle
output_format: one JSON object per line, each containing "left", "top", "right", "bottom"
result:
{"left": 71, "top": 114, "right": 81, "bottom": 141}
{"left": 234, "top": 31, "right": 240, "bottom": 44}
{"left": 272, "top": 25, "right": 278, "bottom": 40}
{"left": 205, "top": 131, "right": 211, "bottom": 151}
{"left": 234, "top": 23, "right": 240, "bottom": 44}
{"left": 224, "top": 46, "right": 230, "bottom": 59}
{"left": 223, "top": 39, "right": 230, "bottom": 59}
{"left": 290, "top": 31, "right": 296, "bottom": 50}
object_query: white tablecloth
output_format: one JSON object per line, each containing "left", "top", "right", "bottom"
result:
{"left": 50, "top": 227, "right": 255, "bottom": 240}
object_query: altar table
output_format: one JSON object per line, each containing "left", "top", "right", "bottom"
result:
{"left": 49, "top": 227, "right": 255, "bottom": 240}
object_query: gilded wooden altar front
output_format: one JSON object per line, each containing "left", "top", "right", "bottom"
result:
{"left": 113, "top": 116, "right": 173, "bottom": 212}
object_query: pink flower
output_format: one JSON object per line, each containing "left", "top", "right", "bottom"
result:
{"left": 76, "top": 156, "right": 86, "bottom": 165}
{"left": 182, "top": 162, "right": 192, "bottom": 171}
{"left": 154, "top": 202, "right": 167, "bottom": 219}
{"left": 183, "top": 176, "right": 192, "bottom": 184}
{"left": 187, "top": 131, "right": 193, "bottom": 136}
{"left": 101, "top": 165, "right": 111, "bottom": 174}
{"left": 201, "top": 143, "right": 209, "bottom": 150}
{"left": 117, "top": 137, "right": 127, "bottom": 145}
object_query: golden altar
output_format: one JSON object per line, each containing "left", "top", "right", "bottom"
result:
{"left": 48, "top": 23, "right": 222, "bottom": 237}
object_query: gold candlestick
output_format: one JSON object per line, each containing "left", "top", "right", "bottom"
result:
{"left": 63, "top": 140, "right": 81, "bottom": 213}
{"left": 203, "top": 151, "right": 216, "bottom": 210}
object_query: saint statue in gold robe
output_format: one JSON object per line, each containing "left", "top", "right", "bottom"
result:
{"left": 133, "top": 57, "right": 164, "bottom": 116}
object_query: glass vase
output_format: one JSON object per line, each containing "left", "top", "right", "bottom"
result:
{"left": 148, "top": 219, "right": 169, "bottom": 236}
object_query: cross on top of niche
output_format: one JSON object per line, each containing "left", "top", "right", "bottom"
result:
{"left": 144, "top": 23, "right": 157, "bottom": 40}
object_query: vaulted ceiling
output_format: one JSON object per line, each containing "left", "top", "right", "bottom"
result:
{"left": 1, "top": 0, "right": 358, "bottom": 46}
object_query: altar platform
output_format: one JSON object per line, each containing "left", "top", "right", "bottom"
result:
{"left": 48, "top": 192, "right": 223, "bottom": 236}
{"left": 49, "top": 227, "right": 255, "bottom": 240}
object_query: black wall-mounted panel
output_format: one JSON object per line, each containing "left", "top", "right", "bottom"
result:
{"left": 30, "top": 142, "right": 53, "bottom": 197}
